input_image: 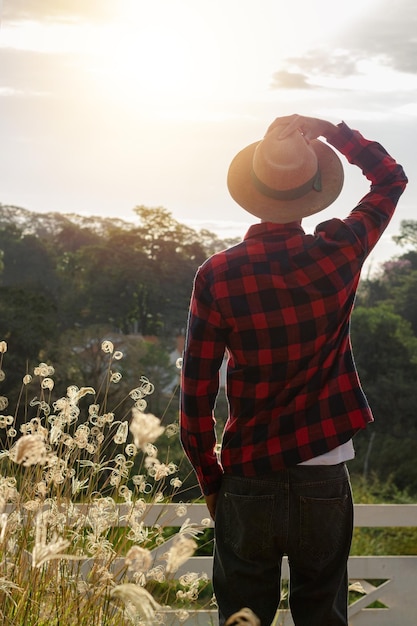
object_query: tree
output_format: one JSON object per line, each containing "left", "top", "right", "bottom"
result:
{"left": 349, "top": 303, "right": 417, "bottom": 492}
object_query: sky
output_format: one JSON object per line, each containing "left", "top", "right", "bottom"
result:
{"left": 0, "top": 0, "right": 416, "bottom": 270}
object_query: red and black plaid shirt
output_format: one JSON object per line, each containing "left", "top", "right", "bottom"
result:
{"left": 180, "top": 122, "right": 408, "bottom": 495}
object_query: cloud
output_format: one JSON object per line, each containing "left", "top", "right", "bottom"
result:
{"left": 271, "top": 0, "right": 417, "bottom": 88}
{"left": 2, "top": 0, "right": 116, "bottom": 23}
{"left": 346, "top": 0, "right": 417, "bottom": 74}
{"left": 270, "top": 71, "right": 313, "bottom": 90}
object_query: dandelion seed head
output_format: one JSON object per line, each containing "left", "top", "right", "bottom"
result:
{"left": 125, "top": 546, "right": 152, "bottom": 573}
{"left": 12, "top": 434, "right": 48, "bottom": 466}
{"left": 144, "top": 443, "right": 158, "bottom": 457}
{"left": 130, "top": 409, "right": 165, "bottom": 451}
{"left": 111, "top": 583, "right": 161, "bottom": 623}
{"left": 164, "top": 535, "right": 197, "bottom": 574}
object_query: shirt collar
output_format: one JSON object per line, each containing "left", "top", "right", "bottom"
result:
{"left": 243, "top": 220, "right": 305, "bottom": 241}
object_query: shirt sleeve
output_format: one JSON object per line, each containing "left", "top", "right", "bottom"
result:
{"left": 180, "top": 269, "right": 227, "bottom": 495}
{"left": 324, "top": 122, "right": 408, "bottom": 256}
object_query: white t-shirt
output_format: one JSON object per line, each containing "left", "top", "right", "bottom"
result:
{"left": 299, "top": 439, "right": 355, "bottom": 465}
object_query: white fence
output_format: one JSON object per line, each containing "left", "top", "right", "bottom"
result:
{"left": 129, "top": 503, "right": 417, "bottom": 626}
{"left": 9, "top": 502, "right": 417, "bottom": 625}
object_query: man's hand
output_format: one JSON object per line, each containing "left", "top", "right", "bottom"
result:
{"left": 266, "top": 114, "right": 339, "bottom": 142}
{"left": 205, "top": 492, "right": 218, "bottom": 521}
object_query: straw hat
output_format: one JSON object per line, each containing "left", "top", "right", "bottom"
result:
{"left": 227, "top": 124, "right": 344, "bottom": 223}
{"left": 225, "top": 608, "right": 261, "bottom": 626}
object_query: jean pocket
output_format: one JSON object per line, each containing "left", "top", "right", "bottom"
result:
{"left": 222, "top": 491, "right": 275, "bottom": 561}
{"left": 299, "top": 493, "right": 350, "bottom": 566}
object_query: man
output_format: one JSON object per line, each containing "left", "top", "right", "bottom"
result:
{"left": 180, "top": 114, "right": 408, "bottom": 625}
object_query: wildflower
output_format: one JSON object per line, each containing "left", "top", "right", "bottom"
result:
{"left": 110, "top": 371, "right": 122, "bottom": 383}
{"left": 87, "top": 497, "right": 118, "bottom": 537}
{"left": 175, "top": 503, "right": 187, "bottom": 517}
{"left": 0, "top": 370, "right": 5, "bottom": 382}
{"left": 0, "top": 512, "right": 8, "bottom": 543}
{"left": 125, "top": 545, "right": 152, "bottom": 573}
{"left": 85, "top": 534, "right": 115, "bottom": 558}
{"left": 125, "top": 443, "right": 138, "bottom": 457}
{"left": 110, "top": 583, "right": 161, "bottom": 623}
{"left": 176, "top": 572, "right": 204, "bottom": 602}
{"left": 146, "top": 460, "right": 177, "bottom": 481}
{"left": 101, "top": 340, "right": 114, "bottom": 354}
{"left": 0, "top": 577, "right": 22, "bottom": 602}
{"left": 130, "top": 408, "right": 164, "bottom": 451}
{"left": 178, "top": 518, "right": 204, "bottom": 539}
{"left": 134, "top": 398, "right": 148, "bottom": 411}
{"left": 114, "top": 350, "right": 123, "bottom": 360}
{"left": 41, "top": 377, "right": 54, "bottom": 391}
{"left": 113, "top": 420, "right": 129, "bottom": 444}
{"left": 0, "top": 476, "right": 18, "bottom": 505}
{"left": 0, "top": 341, "right": 7, "bottom": 353}
{"left": 0, "top": 415, "right": 13, "bottom": 429}
{"left": 171, "top": 477, "right": 183, "bottom": 489}
{"left": 118, "top": 485, "right": 132, "bottom": 503}
{"left": 72, "top": 477, "right": 89, "bottom": 495}
{"left": 31, "top": 513, "right": 75, "bottom": 568}
{"left": 34, "top": 362, "right": 55, "bottom": 377}
{"left": 164, "top": 534, "right": 197, "bottom": 574}
{"left": 147, "top": 565, "right": 165, "bottom": 582}
{"left": 0, "top": 396, "right": 8, "bottom": 411}
{"left": 12, "top": 434, "right": 48, "bottom": 466}
{"left": 23, "top": 374, "right": 32, "bottom": 384}
{"left": 176, "top": 609, "right": 190, "bottom": 623}
{"left": 32, "top": 535, "right": 73, "bottom": 568}
{"left": 165, "top": 423, "right": 179, "bottom": 438}
{"left": 175, "top": 357, "right": 183, "bottom": 369}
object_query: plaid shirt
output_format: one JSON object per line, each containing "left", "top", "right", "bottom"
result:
{"left": 180, "top": 122, "right": 408, "bottom": 495}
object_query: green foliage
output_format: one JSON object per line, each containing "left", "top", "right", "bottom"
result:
{"left": 349, "top": 475, "right": 417, "bottom": 556}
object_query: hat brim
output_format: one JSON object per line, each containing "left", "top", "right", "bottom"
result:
{"left": 227, "top": 138, "right": 344, "bottom": 223}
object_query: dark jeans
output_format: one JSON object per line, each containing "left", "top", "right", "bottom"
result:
{"left": 213, "top": 463, "right": 353, "bottom": 626}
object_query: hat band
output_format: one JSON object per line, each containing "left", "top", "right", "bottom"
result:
{"left": 251, "top": 167, "right": 322, "bottom": 201}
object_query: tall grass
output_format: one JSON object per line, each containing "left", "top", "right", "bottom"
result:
{"left": 0, "top": 340, "right": 212, "bottom": 625}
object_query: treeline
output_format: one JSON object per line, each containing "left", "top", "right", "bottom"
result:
{"left": 1, "top": 204, "right": 417, "bottom": 497}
